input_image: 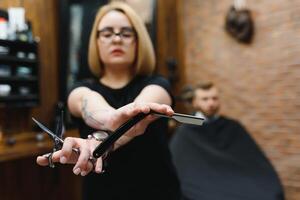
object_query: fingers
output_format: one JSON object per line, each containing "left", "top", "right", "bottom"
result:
{"left": 36, "top": 155, "right": 49, "bottom": 166}
{"left": 36, "top": 137, "right": 82, "bottom": 167}
{"left": 94, "top": 158, "right": 103, "bottom": 173}
{"left": 147, "top": 102, "right": 174, "bottom": 116}
{"left": 118, "top": 102, "right": 148, "bottom": 118}
{"left": 69, "top": 137, "right": 103, "bottom": 176}
{"left": 36, "top": 151, "right": 61, "bottom": 166}
{"left": 120, "top": 102, "right": 173, "bottom": 118}
{"left": 36, "top": 136, "right": 103, "bottom": 176}
{"left": 59, "top": 137, "right": 79, "bottom": 164}
{"left": 134, "top": 102, "right": 174, "bottom": 116}
{"left": 73, "top": 144, "right": 91, "bottom": 176}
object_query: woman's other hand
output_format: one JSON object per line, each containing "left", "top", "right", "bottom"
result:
{"left": 36, "top": 136, "right": 103, "bottom": 175}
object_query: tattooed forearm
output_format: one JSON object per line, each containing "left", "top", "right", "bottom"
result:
{"left": 81, "top": 98, "right": 105, "bottom": 129}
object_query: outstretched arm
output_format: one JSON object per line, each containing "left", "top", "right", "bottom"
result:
{"left": 135, "top": 84, "right": 172, "bottom": 105}
{"left": 67, "top": 86, "right": 114, "bottom": 130}
{"left": 37, "top": 85, "right": 173, "bottom": 175}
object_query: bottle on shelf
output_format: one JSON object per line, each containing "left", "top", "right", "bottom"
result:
{"left": 0, "top": 17, "right": 8, "bottom": 40}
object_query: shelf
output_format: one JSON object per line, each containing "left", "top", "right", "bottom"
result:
{"left": 0, "top": 39, "right": 39, "bottom": 108}
{"left": 0, "top": 76, "right": 38, "bottom": 82}
{"left": 0, "top": 55, "right": 37, "bottom": 65}
{"left": 0, "top": 102, "right": 39, "bottom": 108}
{"left": 0, "top": 39, "right": 37, "bottom": 51}
{"left": 0, "top": 94, "right": 38, "bottom": 100}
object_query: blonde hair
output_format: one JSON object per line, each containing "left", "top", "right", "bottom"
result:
{"left": 88, "top": 1, "right": 155, "bottom": 77}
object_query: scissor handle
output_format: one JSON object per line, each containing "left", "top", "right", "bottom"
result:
{"left": 53, "top": 138, "right": 63, "bottom": 151}
{"left": 93, "top": 112, "right": 149, "bottom": 158}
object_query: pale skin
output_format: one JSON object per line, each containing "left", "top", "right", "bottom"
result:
{"left": 36, "top": 10, "right": 173, "bottom": 176}
{"left": 192, "top": 87, "right": 221, "bottom": 117}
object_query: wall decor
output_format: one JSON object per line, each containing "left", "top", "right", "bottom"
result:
{"left": 225, "top": 0, "right": 254, "bottom": 43}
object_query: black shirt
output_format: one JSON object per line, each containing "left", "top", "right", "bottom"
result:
{"left": 72, "top": 75, "right": 180, "bottom": 200}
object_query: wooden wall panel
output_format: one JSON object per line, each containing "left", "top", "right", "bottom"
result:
{"left": 156, "top": 0, "right": 186, "bottom": 112}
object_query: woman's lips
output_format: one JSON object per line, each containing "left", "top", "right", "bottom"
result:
{"left": 111, "top": 49, "right": 124, "bottom": 55}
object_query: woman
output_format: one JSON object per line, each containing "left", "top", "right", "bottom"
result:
{"left": 36, "top": 2, "right": 181, "bottom": 200}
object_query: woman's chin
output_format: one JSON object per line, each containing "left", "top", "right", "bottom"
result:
{"left": 106, "top": 60, "right": 133, "bottom": 67}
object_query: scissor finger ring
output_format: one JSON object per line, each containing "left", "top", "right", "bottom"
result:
{"left": 44, "top": 152, "right": 55, "bottom": 168}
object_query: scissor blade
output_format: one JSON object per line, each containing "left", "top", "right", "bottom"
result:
{"left": 153, "top": 112, "right": 204, "bottom": 126}
{"left": 55, "top": 111, "right": 64, "bottom": 138}
{"left": 32, "top": 117, "right": 64, "bottom": 143}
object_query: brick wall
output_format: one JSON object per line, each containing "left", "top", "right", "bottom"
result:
{"left": 182, "top": 0, "right": 300, "bottom": 199}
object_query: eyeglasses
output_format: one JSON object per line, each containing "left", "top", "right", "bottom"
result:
{"left": 97, "top": 27, "right": 136, "bottom": 44}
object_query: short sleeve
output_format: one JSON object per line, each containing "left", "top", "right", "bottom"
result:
{"left": 67, "top": 78, "right": 97, "bottom": 98}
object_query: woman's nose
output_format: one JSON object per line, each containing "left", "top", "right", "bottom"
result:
{"left": 112, "top": 34, "right": 122, "bottom": 43}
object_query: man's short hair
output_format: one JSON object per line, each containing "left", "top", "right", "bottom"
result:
{"left": 194, "top": 81, "right": 215, "bottom": 90}
{"left": 179, "top": 81, "right": 215, "bottom": 103}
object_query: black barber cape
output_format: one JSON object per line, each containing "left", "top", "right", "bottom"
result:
{"left": 170, "top": 116, "right": 284, "bottom": 200}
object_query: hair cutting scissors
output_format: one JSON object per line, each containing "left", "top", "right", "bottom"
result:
{"left": 32, "top": 111, "right": 82, "bottom": 168}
